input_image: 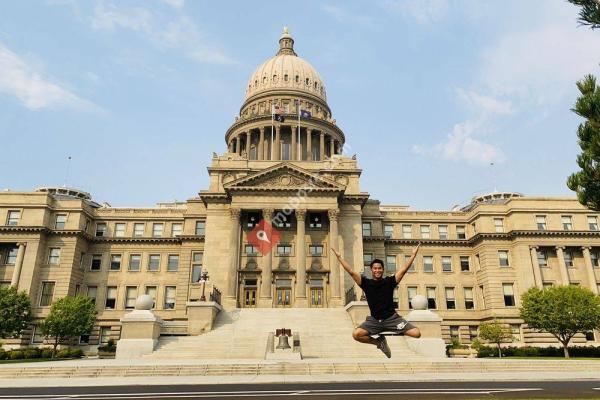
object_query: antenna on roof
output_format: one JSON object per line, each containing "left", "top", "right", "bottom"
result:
{"left": 63, "top": 156, "right": 72, "bottom": 188}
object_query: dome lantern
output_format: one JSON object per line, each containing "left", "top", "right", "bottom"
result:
{"left": 277, "top": 26, "right": 297, "bottom": 56}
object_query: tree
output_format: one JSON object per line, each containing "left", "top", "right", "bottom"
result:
{"left": 520, "top": 286, "right": 600, "bottom": 358}
{"left": 478, "top": 319, "right": 514, "bottom": 358}
{"left": 39, "top": 295, "right": 97, "bottom": 357}
{"left": 567, "top": 75, "right": 600, "bottom": 210}
{"left": 567, "top": 0, "right": 600, "bottom": 29}
{"left": 0, "top": 285, "right": 32, "bottom": 339}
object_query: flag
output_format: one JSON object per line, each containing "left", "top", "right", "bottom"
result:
{"left": 300, "top": 109, "right": 312, "bottom": 119}
{"left": 273, "top": 105, "right": 285, "bottom": 122}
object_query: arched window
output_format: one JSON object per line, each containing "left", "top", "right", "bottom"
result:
{"left": 295, "top": 75, "right": 299, "bottom": 83}
{"left": 262, "top": 76, "right": 267, "bottom": 84}
{"left": 284, "top": 74, "right": 288, "bottom": 81}
{"left": 273, "top": 74, "right": 278, "bottom": 83}
{"left": 305, "top": 78, "right": 310, "bottom": 85}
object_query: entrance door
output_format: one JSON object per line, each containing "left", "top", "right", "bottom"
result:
{"left": 275, "top": 288, "right": 291, "bottom": 307}
{"left": 310, "top": 287, "right": 323, "bottom": 307}
{"left": 244, "top": 288, "right": 257, "bottom": 307}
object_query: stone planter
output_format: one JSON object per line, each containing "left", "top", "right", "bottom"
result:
{"left": 448, "top": 348, "right": 476, "bottom": 358}
{"left": 98, "top": 350, "right": 116, "bottom": 359}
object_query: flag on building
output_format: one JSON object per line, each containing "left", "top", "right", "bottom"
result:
{"left": 273, "top": 105, "right": 285, "bottom": 122}
{"left": 300, "top": 109, "right": 312, "bottom": 119}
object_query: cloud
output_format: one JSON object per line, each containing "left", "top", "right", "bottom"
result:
{"left": 382, "top": 0, "right": 448, "bottom": 25}
{"left": 321, "top": 4, "right": 375, "bottom": 27}
{"left": 91, "top": 3, "right": 235, "bottom": 65}
{"left": 0, "top": 42, "right": 95, "bottom": 110}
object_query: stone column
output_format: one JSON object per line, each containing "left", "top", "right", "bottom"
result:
{"left": 295, "top": 209, "right": 307, "bottom": 306}
{"left": 274, "top": 126, "right": 281, "bottom": 160}
{"left": 260, "top": 208, "right": 274, "bottom": 304}
{"left": 307, "top": 129, "right": 313, "bottom": 161}
{"left": 236, "top": 135, "right": 242, "bottom": 155}
{"left": 329, "top": 137, "right": 335, "bottom": 157}
{"left": 10, "top": 242, "right": 26, "bottom": 288}
{"left": 259, "top": 127, "right": 265, "bottom": 160}
{"left": 291, "top": 126, "right": 297, "bottom": 161}
{"left": 529, "top": 246, "right": 543, "bottom": 289}
{"left": 582, "top": 247, "right": 598, "bottom": 294}
{"left": 555, "top": 246, "right": 570, "bottom": 285}
{"left": 227, "top": 208, "right": 241, "bottom": 301}
{"left": 328, "top": 209, "right": 341, "bottom": 302}
{"left": 319, "top": 132, "right": 325, "bottom": 161}
{"left": 245, "top": 131, "right": 251, "bottom": 158}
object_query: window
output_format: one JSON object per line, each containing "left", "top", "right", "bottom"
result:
{"left": 479, "top": 285, "right": 486, "bottom": 309}
{"left": 591, "top": 250, "right": 599, "bottom": 268}
{"left": 274, "top": 214, "right": 291, "bottom": 228}
{"left": 79, "top": 334, "right": 90, "bottom": 344}
{"left": 191, "top": 252, "right": 203, "bottom": 283}
{"left": 90, "top": 254, "right": 102, "bottom": 271}
{"left": 543, "top": 282, "right": 553, "bottom": 289}
{"left": 105, "top": 287, "right": 117, "bottom": 309}
{"left": 442, "top": 256, "right": 452, "bottom": 272}
{"left": 562, "top": 215, "right": 573, "bottom": 231}
{"left": 277, "top": 244, "right": 292, "bottom": 255}
{"left": 407, "top": 286, "right": 417, "bottom": 309}
{"left": 84, "top": 218, "right": 90, "bottom": 232}
{"left": 498, "top": 250, "right": 510, "bottom": 267}
{"left": 564, "top": 250, "right": 574, "bottom": 267}
{"left": 464, "top": 287, "right": 474, "bottom": 309}
{"left": 87, "top": 286, "right": 97, "bottom": 304}
{"left": 469, "top": 326, "right": 478, "bottom": 341}
{"left": 503, "top": 283, "right": 515, "bottom": 307}
{"left": 164, "top": 286, "right": 176, "bottom": 309}
{"left": 309, "top": 245, "right": 323, "bottom": 256}
{"left": 167, "top": 255, "right": 179, "bottom": 272}
{"left": 402, "top": 224, "right": 412, "bottom": 239}
{"left": 585, "top": 331, "right": 595, "bottom": 341}
{"left": 460, "top": 256, "right": 470, "bottom": 272}
{"left": 420, "top": 225, "right": 430, "bottom": 239}
{"left": 445, "top": 287, "right": 456, "bottom": 309}
{"left": 110, "top": 254, "right": 121, "bottom": 271}
{"left": 39, "top": 282, "right": 55, "bottom": 307}
{"left": 95, "top": 222, "right": 107, "bottom": 237}
{"left": 510, "top": 324, "right": 521, "bottom": 341}
{"left": 245, "top": 244, "right": 258, "bottom": 254}
{"left": 100, "top": 327, "right": 111, "bottom": 344}
{"left": 152, "top": 223, "right": 164, "bottom": 237}
{"left": 133, "top": 223, "right": 145, "bottom": 237}
{"left": 6, "top": 247, "right": 18, "bottom": 264}
{"left": 423, "top": 256, "right": 433, "bottom": 272}
{"left": 588, "top": 216, "right": 598, "bottom": 231}
{"left": 386, "top": 255, "right": 396, "bottom": 274}
{"left": 537, "top": 249, "right": 548, "bottom": 267}
{"left": 450, "top": 326, "right": 460, "bottom": 341}
{"left": 247, "top": 212, "right": 259, "bottom": 228}
{"left": 125, "top": 286, "right": 137, "bottom": 309}
{"left": 31, "top": 326, "right": 44, "bottom": 344}
{"left": 54, "top": 214, "right": 67, "bottom": 229}
{"left": 536, "top": 215, "right": 547, "bottom": 230}
{"left": 426, "top": 287, "right": 437, "bottom": 309}
{"left": 362, "top": 222, "right": 372, "bottom": 237}
{"left": 114, "top": 223, "right": 126, "bottom": 237}
{"left": 75, "top": 284, "right": 81, "bottom": 295}
{"left": 6, "top": 210, "right": 20, "bottom": 226}
{"left": 145, "top": 286, "right": 157, "bottom": 309}
{"left": 384, "top": 224, "right": 394, "bottom": 238}
{"left": 171, "top": 223, "right": 182, "bottom": 237}
{"left": 79, "top": 252, "right": 85, "bottom": 270}
{"left": 405, "top": 255, "right": 415, "bottom": 272}
{"left": 128, "top": 254, "right": 141, "bottom": 271}
{"left": 309, "top": 213, "right": 322, "bottom": 228}
{"left": 438, "top": 225, "right": 448, "bottom": 239}
{"left": 148, "top": 254, "right": 160, "bottom": 271}
{"left": 281, "top": 141, "right": 291, "bottom": 160}
{"left": 195, "top": 220, "right": 206, "bottom": 235}
{"left": 456, "top": 225, "right": 466, "bottom": 239}
{"left": 494, "top": 218, "right": 504, "bottom": 233}
{"left": 48, "top": 248, "right": 60, "bottom": 265}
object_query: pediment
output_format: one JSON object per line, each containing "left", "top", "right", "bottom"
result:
{"left": 224, "top": 163, "right": 344, "bottom": 192}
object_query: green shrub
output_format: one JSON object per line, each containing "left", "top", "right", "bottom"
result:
{"left": 41, "top": 348, "right": 54, "bottom": 359}
{"left": 69, "top": 348, "right": 83, "bottom": 358}
{"left": 98, "top": 339, "right": 116, "bottom": 353}
{"left": 55, "top": 348, "right": 71, "bottom": 359}
{"left": 477, "top": 345, "right": 497, "bottom": 358}
{"left": 23, "top": 348, "right": 40, "bottom": 359}
{"left": 0, "top": 349, "right": 6, "bottom": 360}
{"left": 8, "top": 350, "right": 24, "bottom": 360}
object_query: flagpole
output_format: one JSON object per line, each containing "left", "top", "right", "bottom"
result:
{"left": 271, "top": 103, "right": 274, "bottom": 160}
{"left": 297, "top": 99, "right": 301, "bottom": 160}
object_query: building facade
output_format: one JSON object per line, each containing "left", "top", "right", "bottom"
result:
{"left": 2, "top": 30, "right": 599, "bottom": 349}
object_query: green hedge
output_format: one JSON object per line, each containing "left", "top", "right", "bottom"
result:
{"left": 0, "top": 347, "right": 84, "bottom": 360}
{"left": 477, "top": 345, "right": 600, "bottom": 358}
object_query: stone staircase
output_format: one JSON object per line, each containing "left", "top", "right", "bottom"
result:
{"left": 144, "top": 308, "right": 422, "bottom": 360}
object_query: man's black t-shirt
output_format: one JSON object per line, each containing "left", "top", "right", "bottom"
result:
{"left": 359, "top": 275, "right": 398, "bottom": 320}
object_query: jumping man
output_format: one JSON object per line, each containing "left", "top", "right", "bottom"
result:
{"left": 331, "top": 244, "right": 422, "bottom": 358}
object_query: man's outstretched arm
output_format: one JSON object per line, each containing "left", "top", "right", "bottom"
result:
{"left": 331, "top": 248, "right": 361, "bottom": 286}
{"left": 395, "top": 243, "right": 421, "bottom": 283}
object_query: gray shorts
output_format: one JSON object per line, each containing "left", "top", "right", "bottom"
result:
{"left": 358, "top": 313, "right": 416, "bottom": 336}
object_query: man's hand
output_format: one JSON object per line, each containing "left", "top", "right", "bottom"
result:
{"left": 396, "top": 243, "right": 421, "bottom": 283}
{"left": 331, "top": 248, "right": 341, "bottom": 258}
{"left": 331, "top": 248, "right": 361, "bottom": 286}
{"left": 411, "top": 242, "right": 421, "bottom": 256}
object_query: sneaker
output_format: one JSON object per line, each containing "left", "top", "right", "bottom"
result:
{"left": 377, "top": 336, "right": 391, "bottom": 358}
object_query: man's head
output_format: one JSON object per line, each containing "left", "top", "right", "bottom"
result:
{"left": 369, "top": 258, "right": 385, "bottom": 280}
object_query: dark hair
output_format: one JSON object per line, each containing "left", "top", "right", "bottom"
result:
{"left": 369, "top": 258, "right": 385, "bottom": 269}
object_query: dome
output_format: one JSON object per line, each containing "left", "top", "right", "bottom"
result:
{"left": 244, "top": 28, "right": 327, "bottom": 103}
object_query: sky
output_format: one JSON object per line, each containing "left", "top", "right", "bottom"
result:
{"left": 1, "top": 0, "right": 599, "bottom": 210}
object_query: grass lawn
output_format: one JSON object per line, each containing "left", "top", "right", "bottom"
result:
{"left": 0, "top": 358, "right": 70, "bottom": 364}
{"left": 492, "top": 356, "right": 600, "bottom": 360}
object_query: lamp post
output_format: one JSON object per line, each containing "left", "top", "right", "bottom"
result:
{"left": 200, "top": 271, "right": 209, "bottom": 301}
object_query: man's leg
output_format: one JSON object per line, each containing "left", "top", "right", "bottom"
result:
{"left": 352, "top": 327, "right": 379, "bottom": 345}
{"left": 404, "top": 327, "right": 421, "bottom": 338}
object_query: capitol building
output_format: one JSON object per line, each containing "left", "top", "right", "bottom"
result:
{"left": 1, "top": 29, "right": 599, "bottom": 352}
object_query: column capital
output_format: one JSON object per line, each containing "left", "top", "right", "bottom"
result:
{"left": 555, "top": 246, "right": 566, "bottom": 251}
{"left": 259, "top": 126, "right": 265, "bottom": 133}
{"left": 291, "top": 126, "right": 297, "bottom": 133}
{"left": 16, "top": 242, "right": 27, "bottom": 248}
{"left": 262, "top": 208, "right": 275, "bottom": 221}
{"left": 327, "top": 209, "right": 339, "bottom": 221}
{"left": 296, "top": 209, "right": 307, "bottom": 221}
{"left": 581, "top": 246, "right": 592, "bottom": 251}
{"left": 529, "top": 245, "right": 539, "bottom": 250}
{"left": 275, "top": 125, "right": 281, "bottom": 133}
{"left": 230, "top": 208, "right": 241, "bottom": 220}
